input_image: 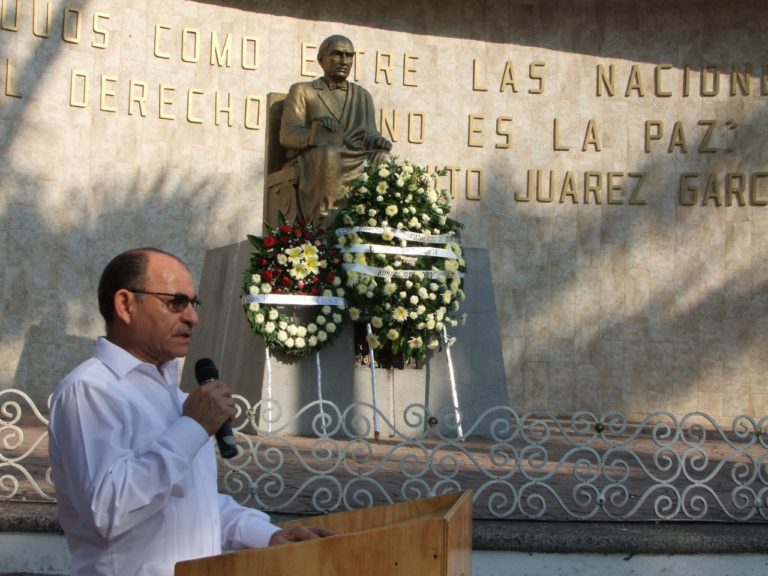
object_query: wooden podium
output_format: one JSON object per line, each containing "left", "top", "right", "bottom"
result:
{"left": 175, "top": 491, "right": 472, "bottom": 576}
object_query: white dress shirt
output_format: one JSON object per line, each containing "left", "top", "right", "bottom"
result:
{"left": 48, "top": 337, "right": 280, "bottom": 576}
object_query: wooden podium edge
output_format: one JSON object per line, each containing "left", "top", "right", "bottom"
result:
{"left": 175, "top": 491, "right": 473, "bottom": 576}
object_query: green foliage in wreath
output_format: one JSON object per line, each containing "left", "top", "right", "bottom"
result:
{"left": 242, "top": 215, "right": 347, "bottom": 357}
{"left": 331, "top": 156, "right": 466, "bottom": 364}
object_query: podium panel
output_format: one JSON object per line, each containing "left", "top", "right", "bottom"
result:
{"left": 175, "top": 491, "right": 472, "bottom": 576}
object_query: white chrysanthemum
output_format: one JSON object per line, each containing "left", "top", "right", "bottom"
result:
{"left": 285, "top": 337, "right": 295, "bottom": 348}
{"left": 409, "top": 294, "right": 419, "bottom": 305}
{"left": 385, "top": 205, "right": 398, "bottom": 217}
{"left": 295, "top": 337, "right": 306, "bottom": 349}
{"left": 349, "top": 307, "right": 361, "bottom": 321}
{"left": 251, "top": 274, "right": 261, "bottom": 284}
{"left": 386, "top": 328, "right": 399, "bottom": 341}
{"left": 268, "top": 308, "right": 279, "bottom": 320}
{"left": 378, "top": 167, "right": 390, "bottom": 178}
{"left": 277, "top": 253, "right": 288, "bottom": 266}
{"left": 366, "top": 333, "right": 381, "bottom": 348}
{"left": 326, "top": 323, "right": 336, "bottom": 334}
{"left": 307, "top": 323, "right": 318, "bottom": 333}
{"left": 316, "top": 315, "right": 327, "bottom": 325}
{"left": 278, "top": 321, "right": 288, "bottom": 330}
{"left": 265, "top": 321, "right": 276, "bottom": 334}
{"left": 393, "top": 306, "right": 408, "bottom": 322}
{"left": 297, "top": 326, "right": 307, "bottom": 337}
{"left": 277, "top": 330, "right": 288, "bottom": 342}
{"left": 376, "top": 181, "right": 388, "bottom": 194}
{"left": 317, "top": 331, "right": 328, "bottom": 342}
{"left": 308, "top": 335, "right": 318, "bottom": 347}
{"left": 408, "top": 336, "right": 423, "bottom": 349}
{"left": 261, "top": 284, "right": 272, "bottom": 294}
{"left": 382, "top": 229, "right": 394, "bottom": 241}
{"left": 254, "top": 313, "right": 265, "bottom": 324}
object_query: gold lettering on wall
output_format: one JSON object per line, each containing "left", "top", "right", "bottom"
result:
{"left": 244, "top": 95, "right": 263, "bottom": 129}
{"left": 1, "top": 0, "right": 18, "bottom": 31}
{"left": 211, "top": 31, "right": 232, "bottom": 66}
{"left": 301, "top": 43, "right": 317, "bottom": 77}
{"left": 62, "top": 7, "right": 81, "bottom": 44}
{"left": 33, "top": 0, "right": 51, "bottom": 37}
{"left": 468, "top": 114, "right": 484, "bottom": 147}
{"left": 159, "top": 84, "right": 176, "bottom": 119}
{"left": 495, "top": 116, "right": 513, "bottom": 149}
{"left": 69, "top": 70, "right": 88, "bottom": 107}
{"left": 5, "top": 58, "right": 21, "bottom": 98}
{"left": 154, "top": 24, "right": 171, "bottom": 59}
{"left": 472, "top": 59, "right": 487, "bottom": 91}
{"left": 215, "top": 91, "right": 234, "bottom": 126}
{"left": 128, "top": 80, "right": 148, "bottom": 116}
{"left": 403, "top": 53, "right": 418, "bottom": 87}
{"left": 466, "top": 169, "right": 483, "bottom": 200}
{"left": 408, "top": 112, "right": 425, "bottom": 144}
{"left": 100, "top": 75, "right": 117, "bottom": 112}
{"left": 241, "top": 36, "right": 259, "bottom": 70}
{"left": 181, "top": 28, "right": 200, "bottom": 63}
{"left": 92, "top": 12, "right": 109, "bottom": 48}
{"left": 375, "top": 51, "right": 393, "bottom": 84}
{"left": 187, "top": 88, "right": 204, "bottom": 123}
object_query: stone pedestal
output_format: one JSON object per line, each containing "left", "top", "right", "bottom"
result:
{"left": 181, "top": 241, "right": 508, "bottom": 439}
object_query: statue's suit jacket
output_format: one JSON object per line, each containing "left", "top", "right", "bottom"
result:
{"left": 279, "top": 78, "right": 384, "bottom": 156}
{"left": 278, "top": 78, "right": 388, "bottom": 223}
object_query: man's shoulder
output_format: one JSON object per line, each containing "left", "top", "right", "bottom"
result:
{"left": 53, "top": 356, "right": 110, "bottom": 394}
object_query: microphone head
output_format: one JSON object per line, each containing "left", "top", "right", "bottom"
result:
{"left": 195, "top": 357, "right": 219, "bottom": 384}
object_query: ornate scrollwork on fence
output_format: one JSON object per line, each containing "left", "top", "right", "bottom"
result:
{"left": 2, "top": 388, "right": 767, "bottom": 521}
{"left": 0, "top": 389, "right": 55, "bottom": 502}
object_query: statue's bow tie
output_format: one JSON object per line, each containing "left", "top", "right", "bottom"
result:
{"left": 327, "top": 80, "right": 348, "bottom": 91}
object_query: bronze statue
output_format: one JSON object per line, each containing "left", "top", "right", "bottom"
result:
{"left": 279, "top": 35, "right": 392, "bottom": 225}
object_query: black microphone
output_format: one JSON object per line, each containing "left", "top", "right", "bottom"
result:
{"left": 194, "top": 358, "right": 238, "bottom": 459}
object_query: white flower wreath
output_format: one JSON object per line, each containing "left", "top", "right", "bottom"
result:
{"left": 331, "top": 156, "right": 466, "bottom": 364}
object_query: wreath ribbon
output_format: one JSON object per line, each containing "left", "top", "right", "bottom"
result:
{"left": 244, "top": 294, "right": 347, "bottom": 307}
{"left": 339, "top": 243, "right": 460, "bottom": 260}
{"left": 335, "top": 226, "right": 459, "bottom": 245}
{"left": 341, "top": 262, "right": 464, "bottom": 280}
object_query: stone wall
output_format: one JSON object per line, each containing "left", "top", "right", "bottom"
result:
{"left": 1, "top": 0, "right": 767, "bottom": 421}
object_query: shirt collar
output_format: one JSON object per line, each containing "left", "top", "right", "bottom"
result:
{"left": 94, "top": 336, "right": 180, "bottom": 383}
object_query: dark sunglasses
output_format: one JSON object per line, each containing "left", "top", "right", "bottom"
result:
{"left": 127, "top": 289, "right": 201, "bottom": 313}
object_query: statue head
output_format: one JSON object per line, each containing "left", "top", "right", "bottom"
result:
{"left": 317, "top": 35, "right": 355, "bottom": 82}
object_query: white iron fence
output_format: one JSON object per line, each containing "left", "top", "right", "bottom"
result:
{"left": 1, "top": 388, "right": 767, "bottom": 522}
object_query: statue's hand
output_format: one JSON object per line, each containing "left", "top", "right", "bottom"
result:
{"left": 372, "top": 135, "right": 393, "bottom": 151}
{"left": 313, "top": 116, "right": 339, "bottom": 132}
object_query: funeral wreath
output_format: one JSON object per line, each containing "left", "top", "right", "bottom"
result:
{"left": 331, "top": 156, "right": 466, "bottom": 365}
{"left": 242, "top": 216, "right": 347, "bottom": 357}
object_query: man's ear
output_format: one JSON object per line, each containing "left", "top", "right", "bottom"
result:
{"left": 113, "top": 289, "right": 135, "bottom": 325}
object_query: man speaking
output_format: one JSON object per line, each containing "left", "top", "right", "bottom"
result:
{"left": 48, "top": 248, "right": 333, "bottom": 575}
